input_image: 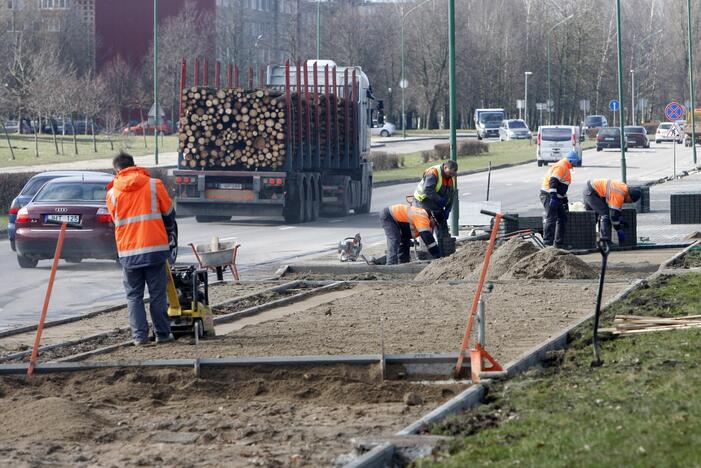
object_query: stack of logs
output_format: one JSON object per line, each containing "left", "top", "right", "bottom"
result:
{"left": 178, "top": 86, "right": 351, "bottom": 170}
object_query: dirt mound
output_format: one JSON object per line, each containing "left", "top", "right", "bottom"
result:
{"left": 501, "top": 247, "right": 598, "bottom": 280}
{"left": 414, "top": 241, "right": 488, "bottom": 282}
{"left": 0, "top": 397, "right": 108, "bottom": 441}
{"left": 470, "top": 238, "right": 540, "bottom": 280}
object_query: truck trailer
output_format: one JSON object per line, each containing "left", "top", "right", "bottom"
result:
{"left": 173, "top": 60, "right": 375, "bottom": 223}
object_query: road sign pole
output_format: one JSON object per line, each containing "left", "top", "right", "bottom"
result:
{"left": 615, "top": 0, "right": 626, "bottom": 183}
{"left": 688, "top": 0, "right": 697, "bottom": 165}
{"left": 153, "top": 0, "right": 159, "bottom": 165}
{"left": 448, "top": 0, "right": 459, "bottom": 236}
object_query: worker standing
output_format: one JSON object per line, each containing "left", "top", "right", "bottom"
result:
{"left": 106, "top": 152, "right": 177, "bottom": 346}
{"left": 539, "top": 150, "right": 580, "bottom": 247}
{"left": 413, "top": 160, "right": 458, "bottom": 240}
{"left": 583, "top": 178, "right": 641, "bottom": 245}
{"left": 379, "top": 204, "right": 440, "bottom": 264}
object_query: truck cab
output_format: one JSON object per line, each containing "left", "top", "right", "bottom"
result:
{"left": 474, "top": 108, "right": 506, "bottom": 140}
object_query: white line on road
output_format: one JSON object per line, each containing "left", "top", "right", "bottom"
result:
{"left": 279, "top": 226, "right": 297, "bottom": 230}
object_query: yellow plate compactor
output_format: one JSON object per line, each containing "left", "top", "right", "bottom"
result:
{"left": 165, "top": 263, "right": 216, "bottom": 341}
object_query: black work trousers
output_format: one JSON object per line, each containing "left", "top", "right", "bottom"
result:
{"left": 540, "top": 191, "right": 567, "bottom": 246}
{"left": 583, "top": 182, "right": 612, "bottom": 241}
{"left": 380, "top": 207, "right": 411, "bottom": 265}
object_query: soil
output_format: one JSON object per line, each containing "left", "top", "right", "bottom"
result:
{"left": 469, "top": 238, "right": 540, "bottom": 280}
{"left": 283, "top": 272, "right": 418, "bottom": 281}
{"left": 212, "top": 284, "right": 317, "bottom": 316}
{"left": 501, "top": 248, "right": 598, "bottom": 280}
{"left": 0, "top": 366, "right": 464, "bottom": 467}
{"left": 670, "top": 250, "right": 701, "bottom": 269}
{"left": 414, "top": 241, "right": 488, "bottom": 282}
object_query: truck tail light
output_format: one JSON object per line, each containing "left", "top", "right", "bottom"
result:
{"left": 176, "top": 176, "right": 183, "bottom": 184}
{"left": 96, "top": 207, "right": 113, "bottom": 223}
{"left": 16, "top": 207, "right": 29, "bottom": 224}
{"left": 276, "top": 178, "right": 284, "bottom": 185}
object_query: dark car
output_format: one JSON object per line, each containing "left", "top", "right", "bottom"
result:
{"left": 596, "top": 127, "right": 627, "bottom": 152}
{"left": 14, "top": 174, "right": 117, "bottom": 268}
{"left": 624, "top": 126, "right": 650, "bottom": 148}
{"left": 3, "top": 119, "right": 34, "bottom": 134}
{"left": 8, "top": 171, "right": 113, "bottom": 251}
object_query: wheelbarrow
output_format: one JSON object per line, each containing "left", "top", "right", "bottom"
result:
{"left": 189, "top": 239, "right": 240, "bottom": 281}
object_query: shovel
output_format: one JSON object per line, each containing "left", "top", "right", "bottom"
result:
{"left": 592, "top": 240, "right": 610, "bottom": 367}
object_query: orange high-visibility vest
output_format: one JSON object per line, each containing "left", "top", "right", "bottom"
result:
{"left": 389, "top": 204, "right": 433, "bottom": 238}
{"left": 541, "top": 158, "right": 573, "bottom": 192}
{"left": 591, "top": 179, "right": 629, "bottom": 210}
{"left": 106, "top": 166, "right": 174, "bottom": 262}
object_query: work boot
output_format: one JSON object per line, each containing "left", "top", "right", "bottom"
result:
{"left": 156, "top": 333, "right": 175, "bottom": 344}
{"left": 133, "top": 338, "right": 149, "bottom": 346}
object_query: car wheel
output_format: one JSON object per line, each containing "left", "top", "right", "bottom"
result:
{"left": 380, "top": 130, "right": 389, "bottom": 137}
{"left": 596, "top": 147, "right": 602, "bottom": 152}
{"left": 655, "top": 140, "right": 661, "bottom": 144}
{"left": 17, "top": 254, "right": 38, "bottom": 269}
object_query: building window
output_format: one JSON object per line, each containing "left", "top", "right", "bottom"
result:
{"left": 40, "top": 0, "right": 69, "bottom": 9}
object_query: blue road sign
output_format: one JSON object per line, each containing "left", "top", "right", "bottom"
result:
{"left": 609, "top": 100, "right": 620, "bottom": 111}
{"left": 665, "top": 102, "right": 685, "bottom": 122}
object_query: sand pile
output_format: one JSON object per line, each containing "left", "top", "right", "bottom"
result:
{"left": 414, "top": 241, "right": 488, "bottom": 282}
{"left": 0, "top": 397, "right": 107, "bottom": 441}
{"left": 501, "top": 247, "right": 598, "bottom": 280}
{"left": 470, "top": 238, "right": 540, "bottom": 280}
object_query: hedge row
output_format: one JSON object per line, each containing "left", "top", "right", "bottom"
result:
{"left": 0, "top": 167, "right": 174, "bottom": 216}
{"left": 368, "top": 152, "right": 405, "bottom": 170}
{"left": 423, "top": 140, "right": 489, "bottom": 163}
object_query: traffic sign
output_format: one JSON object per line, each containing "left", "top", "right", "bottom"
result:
{"left": 399, "top": 79, "right": 408, "bottom": 89}
{"left": 665, "top": 101, "right": 685, "bottom": 121}
{"left": 516, "top": 99, "right": 525, "bottom": 110}
{"left": 609, "top": 100, "right": 620, "bottom": 111}
{"left": 579, "top": 99, "right": 590, "bottom": 112}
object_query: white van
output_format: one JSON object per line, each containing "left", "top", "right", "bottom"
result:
{"left": 536, "top": 125, "right": 582, "bottom": 167}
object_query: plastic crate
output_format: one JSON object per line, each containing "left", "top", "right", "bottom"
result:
{"left": 625, "top": 185, "right": 650, "bottom": 213}
{"left": 671, "top": 193, "right": 701, "bottom": 224}
{"left": 518, "top": 215, "right": 544, "bottom": 234}
{"left": 620, "top": 208, "right": 637, "bottom": 247}
{"left": 561, "top": 211, "right": 597, "bottom": 250}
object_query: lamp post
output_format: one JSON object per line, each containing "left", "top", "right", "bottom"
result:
{"left": 524, "top": 71, "right": 532, "bottom": 127}
{"left": 153, "top": 0, "right": 159, "bottom": 165}
{"left": 687, "top": 0, "right": 697, "bottom": 165}
{"left": 630, "top": 69, "right": 635, "bottom": 125}
{"left": 400, "top": 0, "right": 433, "bottom": 139}
{"left": 316, "top": 0, "right": 320, "bottom": 60}
{"left": 547, "top": 14, "right": 574, "bottom": 125}
{"left": 448, "top": 0, "right": 458, "bottom": 236}
{"left": 615, "top": 0, "right": 627, "bottom": 182}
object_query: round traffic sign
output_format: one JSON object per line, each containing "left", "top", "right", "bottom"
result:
{"left": 665, "top": 102, "right": 685, "bottom": 122}
{"left": 609, "top": 100, "right": 620, "bottom": 111}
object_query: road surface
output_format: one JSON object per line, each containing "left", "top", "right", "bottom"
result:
{"left": 0, "top": 140, "right": 697, "bottom": 330}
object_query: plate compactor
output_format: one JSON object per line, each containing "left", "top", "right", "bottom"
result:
{"left": 165, "top": 263, "right": 216, "bottom": 341}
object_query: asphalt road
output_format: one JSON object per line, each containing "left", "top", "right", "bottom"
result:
{"left": 0, "top": 140, "right": 697, "bottom": 330}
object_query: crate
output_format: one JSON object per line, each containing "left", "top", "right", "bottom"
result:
{"left": 626, "top": 185, "right": 650, "bottom": 213}
{"left": 561, "top": 211, "right": 597, "bottom": 250}
{"left": 620, "top": 208, "right": 637, "bottom": 247}
{"left": 671, "top": 193, "right": 701, "bottom": 224}
{"left": 518, "top": 215, "right": 544, "bottom": 234}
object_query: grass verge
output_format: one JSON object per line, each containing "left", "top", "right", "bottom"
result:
{"left": 0, "top": 134, "right": 179, "bottom": 168}
{"left": 419, "top": 273, "right": 701, "bottom": 467}
{"left": 0, "top": 215, "right": 7, "bottom": 230}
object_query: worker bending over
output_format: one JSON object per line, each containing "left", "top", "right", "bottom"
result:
{"left": 414, "top": 160, "right": 458, "bottom": 238}
{"left": 583, "top": 178, "right": 641, "bottom": 245}
{"left": 380, "top": 204, "right": 441, "bottom": 264}
{"left": 539, "top": 150, "right": 580, "bottom": 247}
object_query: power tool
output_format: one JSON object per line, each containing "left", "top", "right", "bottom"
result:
{"left": 165, "top": 263, "right": 216, "bottom": 342}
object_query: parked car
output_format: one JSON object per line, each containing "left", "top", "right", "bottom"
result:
{"left": 536, "top": 125, "right": 582, "bottom": 167}
{"left": 7, "top": 171, "right": 112, "bottom": 252}
{"left": 371, "top": 121, "right": 396, "bottom": 137}
{"left": 3, "top": 119, "right": 34, "bottom": 134}
{"left": 122, "top": 120, "right": 173, "bottom": 136}
{"left": 596, "top": 127, "right": 628, "bottom": 151}
{"left": 583, "top": 115, "right": 608, "bottom": 132}
{"left": 57, "top": 118, "right": 102, "bottom": 135}
{"left": 498, "top": 119, "right": 532, "bottom": 141}
{"left": 624, "top": 126, "right": 650, "bottom": 148}
{"left": 655, "top": 122, "right": 683, "bottom": 144}
{"left": 14, "top": 174, "right": 117, "bottom": 268}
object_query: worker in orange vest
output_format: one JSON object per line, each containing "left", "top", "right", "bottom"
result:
{"left": 583, "top": 178, "right": 641, "bottom": 244}
{"left": 379, "top": 204, "right": 440, "bottom": 264}
{"left": 539, "top": 150, "right": 580, "bottom": 247}
{"left": 106, "top": 152, "right": 177, "bottom": 346}
{"left": 413, "top": 160, "right": 458, "bottom": 241}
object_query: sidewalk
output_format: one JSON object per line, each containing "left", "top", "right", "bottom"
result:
{"left": 0, "top": 151, "right": 179, "bottom": 174}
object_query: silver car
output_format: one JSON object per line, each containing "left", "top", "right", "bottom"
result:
{"left": 498, "top": 119, "right": 532, "bottom": 141}
{"left": 371, "top": 122, "right": 396, "bottom": 137}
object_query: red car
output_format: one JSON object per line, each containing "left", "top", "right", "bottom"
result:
{"left": 14, "top": 174, "right": 117, "bottom": 268}
{"left": 122, "top": 120, "right": 172, "bottom": 136}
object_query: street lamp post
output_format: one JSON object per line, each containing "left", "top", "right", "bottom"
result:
{"left": 630, "top": 69, "right": 635, "bottom": 126}
{"left": 547, "top": 14, "right": 574, "bottom": 125}
{"left": 615, "top": 0, "right": 627, "bottom": 182}
{"left": 400, "top": 0, "right": 433, "bottom": 139}
{"left": 153, "top": 0, "right": 159, "bottom": 165}
{"left": 316, "top": 0, "right": 320, "bottom": 60}
{"left": 448, "top": 0, "right": 458, "bottom": 236}
{"left": 687, "top": 0, "right": 697, "bottom": 165}
{"left": 524, "top": 71, "right": 532, "bottom": 127}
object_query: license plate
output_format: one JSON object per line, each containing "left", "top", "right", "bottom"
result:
{"left": 627, "top": 140, "right": 636, "bottom": 144}
{"left": 219, "top": 183, "right": 243, "bottom": 190}
{"left": 605, "top": 138, "right": 614, "bottom": 141}
{"left": 46, "top": 214, "right": 81, "bottom": 224}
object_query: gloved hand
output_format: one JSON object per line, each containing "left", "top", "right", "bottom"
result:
{"left": 617, "top": 230, "right": 626, "bottom": 244}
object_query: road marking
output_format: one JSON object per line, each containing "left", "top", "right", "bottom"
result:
{"left": 279, "top": 226, "right": 296, "bottom": 230}
{"left": 328, "top": 219, "right": 344, "bottom": 223}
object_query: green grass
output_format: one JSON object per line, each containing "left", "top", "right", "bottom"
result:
{"left": 0, "top": 215, "right": 7, "bottom": 229}
{"left": 419, "top": 273, "right": 701, "bottom": 467}
{"left": 0, "top": 134, "right": 179, "bottom": 168}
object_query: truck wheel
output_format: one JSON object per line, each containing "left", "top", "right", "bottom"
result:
{"left": 283, "top": 180, "right": 304, "bottom": 224}
{"left": 330, "top": 181, "right": 351, "bottom": 217}
{"left": 195, "top": 215, "right": 230, "bottom": 223}
{"left": 303, "top": 182, "right": 313, "bottom": 223}
{"left": 311, "top": 180, "right": 320, "bottom": 221}
{"left": 17, "top": 254, "right": 38, "bottom": 269}
{"left": 357, "top": 181, "right": 372, "bottom": 214}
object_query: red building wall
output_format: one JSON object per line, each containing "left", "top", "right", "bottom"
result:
{"left": 95, "top": 0, "right": 215, "bottom": 69}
